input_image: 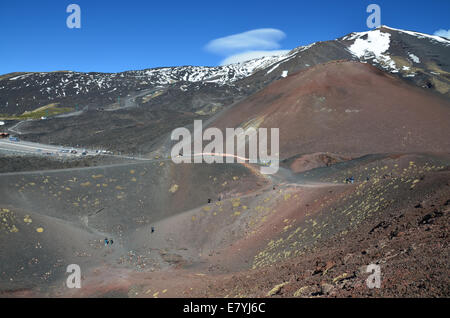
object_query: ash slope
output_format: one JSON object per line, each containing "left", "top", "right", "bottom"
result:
{"left": 0, "top": 161, "right": 268, "bottom": 292}
{"left": 30, "top": 153, "right": 449, "bottom": 298}
{"left": 212, "top": 60, "right": 450, "bottom": 158}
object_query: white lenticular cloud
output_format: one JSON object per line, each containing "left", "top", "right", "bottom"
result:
{"left": 434, "top": 29, "right": 450, "bottom": 39}
{"left": 220, "top": 50, "right": 290, "bottom": 65}
{"left": 205, "top": 28, "right": 286, "bottom": 55}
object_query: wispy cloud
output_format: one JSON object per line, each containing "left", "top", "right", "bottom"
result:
{"left": 220, "top": 50, "right": 290, "bottom": 66}
{"left": 434, "top": 29, "right": 450, "bottom": 39}
{"left": 206, "top": 28, "right": 286, "bottom": 54}
{"left": 205, "top": 28, "right": 289, "bottom": 65}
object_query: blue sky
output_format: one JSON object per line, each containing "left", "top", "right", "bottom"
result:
{"left": 0, "top": 0, "right": 449, "bottom": 74}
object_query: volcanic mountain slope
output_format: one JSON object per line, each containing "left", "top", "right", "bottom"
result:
{"left": 211, "top": 60, "right": 450, "bottom": 159}
{"left": 1, "top": 26, "right": 449, "bottom": 298}
{"left": 239, "top": 26, "right": 450, "bottom": 98}
{"left": 2, "top": 25, "right": 448, "bottom": 117}
{"left": 195, "top": 155, "right": 450, "bottom": 298}
{"left": 0, "top": 55, "right": 284, "bottom": 116}
{"left": 1, "top": 123, "right": 449, "bottom": 297}
{"left": 0, "top": 160, "right": 268, "bottom": 293}
{"left": 3, "top": 152, "right": 444, "bottom": 298}
{"left": 11, "top": 107, "right": 202, "bottom": 154}
{"left": 342, "top": 26, "right": 450, "bottom": 96}
{"left": 2, "top": 26, "right": 449, "bottom": 155}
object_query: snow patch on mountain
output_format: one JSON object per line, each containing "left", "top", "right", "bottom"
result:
{"left": 348, "top": 30, "right": 390, "bottom": 59}
{"left": 126, "top": 54, "right": 291, "bottom": 85}
{"left": 408, "top": 53, "right": 420, "bottom": 64}
{"left": 346, "top": 29, "right": 398, "bottom": 72}
{"left": 8, "top": 74, "right": 30, "bottom": 81}
{"left": 266, "top": 63, "right": 280, "bottom": 74}
{"left": 264, "top": 52, "right": 298, "bottom": 75}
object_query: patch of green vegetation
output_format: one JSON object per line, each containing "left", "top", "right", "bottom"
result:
{"left": 391, "top": 56, "right": 412, "bottom": 69}
{"left": 426, "top": 61, "right": 450, "bottom": 76}
{"left": 0, "top": 103, "right": 74, "bottom": 120}
{"left": 430, "top": 77, "right": 450, "bottom": 94}
{"left": 195, "top": 104, "right": 222, "bottom": 116}
{"left": 141, "top": 90, "right": 164, "bottom": 103}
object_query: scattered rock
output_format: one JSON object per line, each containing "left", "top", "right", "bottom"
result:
{"left": 419, "top": 209, "right": 443, "bottom": 225}
{"left": 267, "top": 282, "right": 289, "bottom": 296}
{"left": 293, "top": 285, "right": 318, "bottom": 297}
{"left": 321, "top": 283, "right": 335, "bottom": 295}
{"left": 169, "top": 184, "right": 179, "bottom": 193}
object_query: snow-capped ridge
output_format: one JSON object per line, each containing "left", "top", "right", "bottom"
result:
{"left": 342, "top": 25, "right": 450, "bottom": 75}
{"left": 380, "top": 25, "right": 450, "bottom": 45}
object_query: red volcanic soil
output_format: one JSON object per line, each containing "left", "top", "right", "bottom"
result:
{"left": 45, "top": 154, "right": 450, "bottom": 298}
{"left": 200, "top": 170, "right": 450, "bottom": 298}
{"left": 211, "top": 61, "right": 450, "bottom": 158}
{"left": 2, "top": 62, "right": 450, "bottom": 299}
{"left": 283, "top": 152, "right": 351, "bottom": 173}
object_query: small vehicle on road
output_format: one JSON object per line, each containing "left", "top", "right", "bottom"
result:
{"left": 9, "top": 136, "right": 19, "bottom": 142}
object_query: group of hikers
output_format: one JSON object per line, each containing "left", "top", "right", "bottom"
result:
{"left": 104, "top": 238, "right": 114, "bottom": 246}
{"left": 345, "top": 176, "right": 373, "bottom": 184}
{"left": 104, "top": 226, "right": 155, "bottom": 247}
{"left": 207, "top": 193, "right": 224, "bottom": 204}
